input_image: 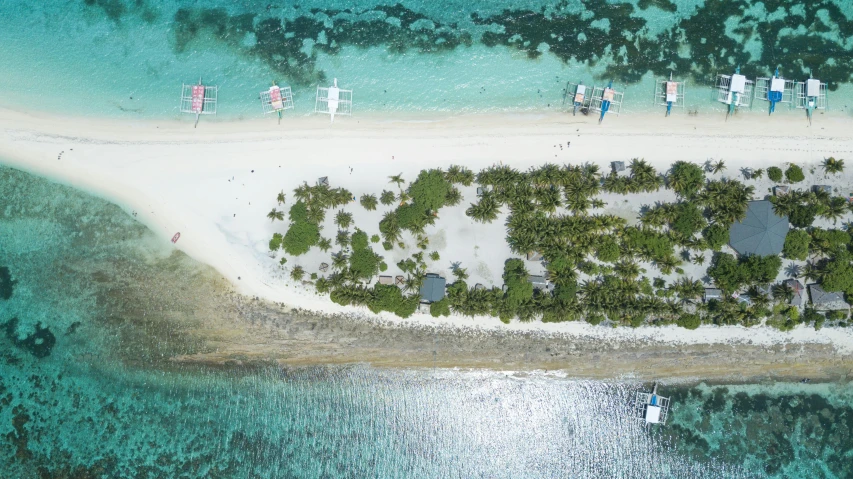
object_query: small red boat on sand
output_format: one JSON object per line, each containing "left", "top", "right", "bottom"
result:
{"left": 171, "top": 232, "right": 181, "bottom": 244}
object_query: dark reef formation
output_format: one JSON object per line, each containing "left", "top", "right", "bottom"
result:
{"left": 81, "top": 0, "right": 853, "bottom": 88}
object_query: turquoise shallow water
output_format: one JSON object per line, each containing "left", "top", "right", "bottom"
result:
{"left": 2, "top": 0, "right": 853, "bottom": 119}
{"left": 3, "top": 168, "right": 853, "bottom": 477}
{"left": 4, "top": 1, "right": 853, "bottom": 475}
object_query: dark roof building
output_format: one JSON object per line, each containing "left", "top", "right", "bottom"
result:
{"left": 809, "top": 284, "right": 850, "bottom": 311}
{"left": 729, "top": 200, "right": 789, "bottom": 256}
{"left": 704, "top": 288, "right": 722, "bottom": 302}
{"left": 419, "top": 274, "right": 446, "bottom": 303}
{"left": 785, "top": 279, "right": 805, "bottom": 307}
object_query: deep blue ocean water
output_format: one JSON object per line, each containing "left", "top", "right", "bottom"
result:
{"left": 4, "top": 0, "right": 853, "bottom": 476}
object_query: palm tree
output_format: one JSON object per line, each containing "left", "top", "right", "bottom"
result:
{"left": 290, "top": 266, "right": 305, "bottom": 281}
{"left": 380, "top": 190, "right": 396, "bottom": 206}
{"left": 821, "top": 157, "right": 845, "bottom": 175}
{"left": 267, "top": 208, "right": 284, "bottom": 222}
{"left": 360, "top": 194, "right": 378, "bottom": 211}
{"left": 293, "top": 182, "right": 311, "bottom": 203}
{"left": 711, "top": 159, "right": 726, "bottom": 174}
{"left": 331, "top": 253, "right": 349, "bottom": 271}
{"left": 466, "top": 192, "right": 501, "bottom": 223}
{"left": 821, "top": 197, "right": 848, "bottom": 224}
{"left": 317, "top": 237, "right": 332, "bottom": 252}
{"left": 445, "top": 187, "right": 463, "bottom": 207}
{"left": 452, "top": 267, "right": 469, "bottom": 281}
{"left": 388, "top": 173, "right": 405, "bottom": 190}
{"left": 334, "top": 210, "right": 353, "bottom": 229}
{"left": 276, "top": 190, "right": 286, "bottom": 205}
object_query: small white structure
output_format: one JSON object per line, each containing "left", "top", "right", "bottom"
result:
{"left": 315, "top": 78, "right": 353, "bottom": 123}
{"left": 260, "top": 83, "right": 294, "bottom": 121}
{"left": 655, "top": 74, "right": 686, "bottom": 115}
{"left": 180, "top": 78, "right": 218, "bottom": 128}
{"left": 634, "top": 384, "right": 670, "bottom": 425}
{"left": 715, "top": 71, "right": 754, "bottom": 112}
{"left": 755, "top": 72, "right": 794, "bottom": 113}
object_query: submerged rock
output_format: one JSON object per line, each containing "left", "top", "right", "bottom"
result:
{"left": 0, "top": 266, "right": 14, "bottom": 300}
{"left": 3, "top": 318, "right": 57, "bottom": 358}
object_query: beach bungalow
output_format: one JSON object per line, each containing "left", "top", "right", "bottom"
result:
{"left": 812, "top": 185, "right": 832, "bottom": 194}
{"left": 526, "top": 251, "right": 544, "bottom": 262}
{"left": 809, "top": 284, "right": 850, "bottom": 311}
{"left": 315, "top": 78, "right": 353, "bottom": 123}
{"left": 419, "top": 274, "right": 446, "bottom": 304}
{"left": 704, "top": 288, "right": 722, "bottom": 303}
{"left": 729, "top": 201, "right": 789, "bottom": 257}
{"left": 611, "top": 161, "right": 626, "bottom": 174}
{"left": 785, "top": 279, "right": 805, "bottom": 307}
{"left": 378, "top": 276, "right": 394, "bottom": 285}
{"left": 528, "top": 275, "right": 553, "bottom": 293}
{"left": 773, "top": 185, "right": 790, "bottom": 196}
{"left": 180, "top": 78, "right": 218, "bottom": 128}
{"left": 317, "top": 176, "right": 330, "bottom": 187}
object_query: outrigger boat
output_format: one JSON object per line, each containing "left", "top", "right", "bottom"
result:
{"left": 590, "top": 81, "right": 624, "bottom": 124}
{"left": 634, "top": 383, "right": 671, "bottom": 425}
{"left": 315, "top": 78, "right": 353, "bottom": 123}
{"left": 715, "top": 66, "right": 753, "bottom": 120}
{"left": 655, "top": 72, "right": 685, "bottom": 117}
{"left": 570, "top": 81, "right": 586, "bottom": 116}
{"left": 795, "top": 72, "right": 828, "bottom": 125}
{"left": 260, "top": 81, "right": 294, "bottom": 124}
{"left": 756, "top": 67, "right": 793, "bottom": 115}
{"left": 180, "top": 78, "right": 218, "bottom": 128}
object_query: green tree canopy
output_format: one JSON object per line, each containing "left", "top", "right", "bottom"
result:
{"left": 668, "top": 161, "right": 705, "bottom": 198}
{"left": 820, "top": 250, "right": 853, "bottom": 296}
{"left": 670, "top": 202, "right": 706, "bottom": 238}
{"left": 595, "top": 238, "right": 621, "bottom": 263}
{"left": 789, "top": 204, "right": 815, "bottom": 229}
{"left": 368, "top": 284, "right": 419, "bottom": 317}
{"left": 767, "top": 166, "right": 783, "bottom": 182}
{"left": 408, "top": 169, "right": 452, "bottom": 212}
{"left": 785, "top": 164, "right": 805, "bottom": 183}
{"left": 782, "top": 229, "right": 810, "bottom": 261}
{"left": 703, "top": 224, "right": 730, "bottom": 251}
{"left": 708, "top": 253, "right": 781, "bottom": 292}
{"left": 281, "top": 201, "right": 320, "bottom": 256}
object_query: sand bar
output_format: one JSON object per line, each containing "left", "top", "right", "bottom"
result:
{"left": 2, "top": 106, "right": 853, "bottom": 371}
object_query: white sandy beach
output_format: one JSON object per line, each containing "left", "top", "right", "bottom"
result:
{"left": 2, "top": 105, "right": 853, "bottom": 356}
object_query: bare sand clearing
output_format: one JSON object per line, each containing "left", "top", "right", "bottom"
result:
{"left": 2, "top": 106, "right": 853, "bottom": 378}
